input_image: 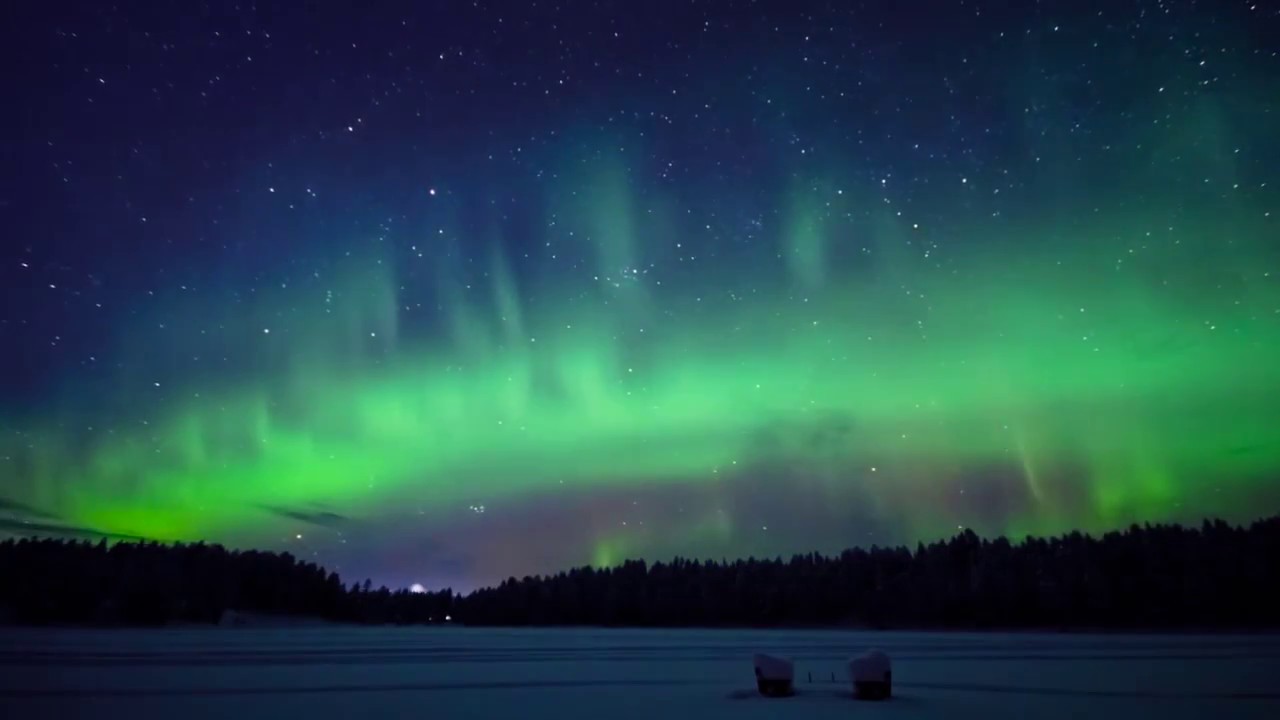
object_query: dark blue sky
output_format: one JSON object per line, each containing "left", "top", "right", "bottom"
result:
{"left": 8, "top": 0, "right": 1271, "bottom": 402}
{"left": 2, "top": 1, "right": 1277, "bottom": 589}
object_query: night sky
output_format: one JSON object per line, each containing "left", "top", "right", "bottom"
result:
{"left": 2, "top": 1, "right": 1278, "bottom": 591}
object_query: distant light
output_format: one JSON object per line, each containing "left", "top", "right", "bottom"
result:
{"left": 409, "top": 583, "right": 426, "bottom": 594}
{"left": 428, "top": 188, "right": 437, "bottom": 196}
{"left": 295, "top": 533, "right": 302, "bottom": 540}
{"left": 444, "top": 614, "right": 452, "bottom": 622}
{"left": 263, "top": 328, "right": 270, "bottom": 334}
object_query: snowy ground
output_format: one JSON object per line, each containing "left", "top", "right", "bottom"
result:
{"left": 2, "top": 627, "right": 1278, "bottom": 719}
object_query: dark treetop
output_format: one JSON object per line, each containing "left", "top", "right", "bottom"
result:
{"left": 3, "top": 515, "right": 1278, "bottom": 628}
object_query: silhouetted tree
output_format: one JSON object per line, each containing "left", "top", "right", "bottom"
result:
{"left": 0, "top": 537, "right": 454, "bottom": 626}
{"left": 2, "top": 515, "right": 1278, "bottom": 628}
{"left": 457, "top": 516, "right": 1280, "bottom": 629}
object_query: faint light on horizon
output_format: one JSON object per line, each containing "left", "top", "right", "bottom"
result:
{"left": 409, "top": 583, "right": 426, "bottom": 594}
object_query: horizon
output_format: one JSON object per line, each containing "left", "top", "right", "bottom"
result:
{"left": 7, "top": 511, "right": 1275, "bottom": 596}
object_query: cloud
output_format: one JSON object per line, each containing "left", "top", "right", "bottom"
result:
{"left": 0, "top": 496, "right": 151, "bottom": 541}
{"left": 0, "top": 516, "right": 147, "bottom": 541}
{"left": 260, "top": 504, "right": 351, "bottom": 527}
{"left": 0, "top": 497, "right": 62, "bottom": 521}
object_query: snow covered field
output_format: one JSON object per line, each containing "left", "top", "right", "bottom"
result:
{"left": 2, "top": 627, "right": 1277, "bottom": 719}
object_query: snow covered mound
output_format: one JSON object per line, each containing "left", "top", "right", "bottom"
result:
{"left": 848, "top": 648, "right": 891, "bottom": 700}
{"left": 752, "top": 653, "right": 794, "bottom": 697}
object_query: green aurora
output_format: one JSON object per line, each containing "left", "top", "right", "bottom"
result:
{"left": 3, "top": 0, "right": 1279, "bottom": 588}
{"left": 6, "top": 155, "right": 1278, "bottom": 575}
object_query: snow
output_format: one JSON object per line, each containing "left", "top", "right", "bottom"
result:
{"left": 752, "top": 653, "right": 794, "bottom": 681}
{"left": 1, "top": 627, "right": 1278, "bottom": 719}
{"left": 850, "top": 648, "right": 891, "bottom": 681}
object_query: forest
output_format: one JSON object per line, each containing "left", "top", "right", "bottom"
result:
{"left": 2, "top": 516, "right": 1278, "bottom": 628}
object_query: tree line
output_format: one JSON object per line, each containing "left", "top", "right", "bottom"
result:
{"left": 0, "top": 538, "right": 455, "bottom": 626}
{"left": 2, "top": 515, "right": 1278, "bottom": 628}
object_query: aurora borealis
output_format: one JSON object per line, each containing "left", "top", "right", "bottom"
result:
{"left": 2, "top": 2, "right": 1278, "bottom": 590}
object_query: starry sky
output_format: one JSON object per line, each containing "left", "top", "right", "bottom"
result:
{"left": 1, "top": 1, "right": 1278, "bottom": 591}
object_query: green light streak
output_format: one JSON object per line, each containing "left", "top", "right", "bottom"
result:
{"left": 4, "top": 157, "right": 1278, "bottom": 562}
